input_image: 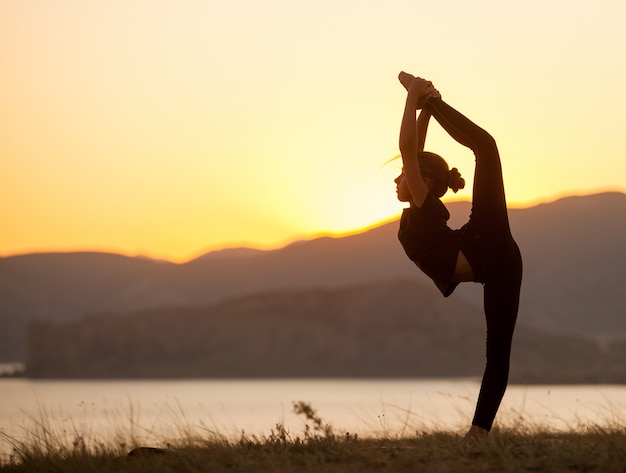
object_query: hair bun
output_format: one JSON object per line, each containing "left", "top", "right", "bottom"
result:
{"left": 447, "top": 167, "right": 465, "bottom": 193}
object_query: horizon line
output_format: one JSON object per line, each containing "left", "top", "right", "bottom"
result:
{"left": 2, "top": 189, "right": 624, "bottom": 264}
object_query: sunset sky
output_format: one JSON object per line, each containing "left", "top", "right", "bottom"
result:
{"left": 2, "top": 0, "right": 625, "bottom": 262}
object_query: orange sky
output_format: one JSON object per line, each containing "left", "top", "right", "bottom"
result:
{"left": 2, "top": 0, "right": 625, "bottom": 262}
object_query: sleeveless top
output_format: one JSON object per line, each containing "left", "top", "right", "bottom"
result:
{"left": 398, "top": 192, "right": 464, "bottom": 297}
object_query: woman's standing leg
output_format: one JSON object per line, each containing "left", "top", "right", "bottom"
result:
{"left": 472, "top": 248, "right": 522, "bottom": 431}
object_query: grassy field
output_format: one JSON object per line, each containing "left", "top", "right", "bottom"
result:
{"left": 1, "top": 401, "right": 625, "bottom": 472}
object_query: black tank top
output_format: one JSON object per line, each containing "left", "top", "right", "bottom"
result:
{"left": 398, "top": 192, "right": 463, "bottom": 297}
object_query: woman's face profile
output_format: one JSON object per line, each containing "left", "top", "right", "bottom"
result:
{"left": 394, "top": 172, "right": 411, "bottom": 202}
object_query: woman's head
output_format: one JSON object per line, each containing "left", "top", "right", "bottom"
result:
{"left": 417, "top": 151, "right": 465, "bottom": 198}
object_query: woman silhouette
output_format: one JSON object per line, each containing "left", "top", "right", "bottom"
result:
{"left": 395, "top": 72, "right": 522, "bottom": 438}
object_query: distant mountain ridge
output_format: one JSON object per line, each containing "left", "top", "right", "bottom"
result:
{"left": 1, "top": 192, "right": 626, "bottom": 365}
{"left": 24, "top": 279, "right": 626, "bottom": 382}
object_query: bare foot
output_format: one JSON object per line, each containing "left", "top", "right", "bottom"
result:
{"left": 464, "top": 425, "right": 489, "bottom": 440}
{"left": 398, "top": 71, "right": 415, "bottom": 90}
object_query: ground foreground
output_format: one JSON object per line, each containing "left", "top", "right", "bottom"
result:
{"left": 2, "top": 402, "right": 625, "bottom": 472}
{"left": 2, "top": 428, "right": 626, "bottom": 473}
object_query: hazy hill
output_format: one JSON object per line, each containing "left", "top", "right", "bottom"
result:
{"left": 25, "top": 279, "right": 626, "bottom": 383}
{"left": 456, "top": 192, "right": 626, "bottom": 336}
{"left": 2, "top": 191, "right": 626, "bottom": 363}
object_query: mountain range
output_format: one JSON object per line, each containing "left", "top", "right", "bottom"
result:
{"left": 24, "top": 278, "right": 626, "bottom": 382}
{"left": 2, "top": 192, "right": 626, "bottom": 380}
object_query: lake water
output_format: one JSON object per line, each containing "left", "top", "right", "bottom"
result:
{"left": 1, "top": 378, "right": 625, "bottom": 459}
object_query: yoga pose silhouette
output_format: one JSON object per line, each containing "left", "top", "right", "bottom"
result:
{"left": 395, "top": 72, "right": 523, "bottom": 438}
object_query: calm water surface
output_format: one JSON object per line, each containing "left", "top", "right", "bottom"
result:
{"left": 1, "top": 378, "right": 625, "bottom": 457}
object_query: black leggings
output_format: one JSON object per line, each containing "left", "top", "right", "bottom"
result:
{"left": 425, "top": 98, "right": 523, "bottom": 431}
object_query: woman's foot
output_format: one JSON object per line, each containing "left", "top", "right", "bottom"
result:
{"left": 464, "top": 425, "right": 489, "bottom": 440}
{"left": 398, "top": 71, "right": 415, "bottom": 90}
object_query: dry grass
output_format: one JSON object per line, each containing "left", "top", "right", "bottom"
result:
{"left": 1, "top": 401, "right": 625, "bottom": 472}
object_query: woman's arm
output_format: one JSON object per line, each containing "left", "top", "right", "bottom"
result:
{"left": 398, "top": 74, "right": 435, "bottom": 207}
{"left": 416, "top": 109, "right": 431, "bottom": 153}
